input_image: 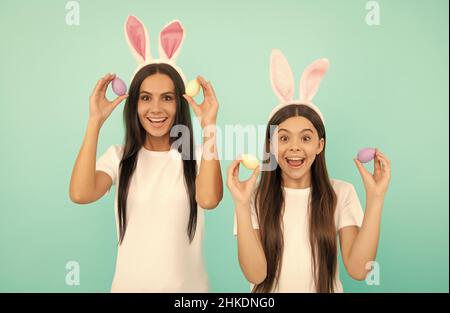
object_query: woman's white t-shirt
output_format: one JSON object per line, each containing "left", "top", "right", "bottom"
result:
{"left": 233, "top": 179, "right": 364, "bottom": 293}
{"left": 96, "top": 144, "right": 208, "bottom": 292}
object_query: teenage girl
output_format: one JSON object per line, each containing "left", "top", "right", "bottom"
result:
{"left": 227, "top": 50, "right": 391, "bottom": 293}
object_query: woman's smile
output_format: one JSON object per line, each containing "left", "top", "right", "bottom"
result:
{"left": 147, "top": 116, "right": 168, "bottom": 128}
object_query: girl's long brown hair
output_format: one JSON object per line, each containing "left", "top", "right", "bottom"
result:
{"left": 117, "top": 63, "right": 197, "bottom": 245}
{"left": 253, "top": 104, "right": 337, "bottom": 293}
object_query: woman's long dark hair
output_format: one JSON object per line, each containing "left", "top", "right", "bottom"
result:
{"left": 117, "top": 63, "right": 197, "bottom": 244}
{"left": 253, "top": 104, "right": 337, "bottom": 293}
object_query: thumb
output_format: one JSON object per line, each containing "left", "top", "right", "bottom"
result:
{"left": 183, "top": 94, "right": 201, "bottom": 116}
{"left": 354, "top": 158, "right": 371, "bottom": 181}
{"left": 112, "top": 94, "right": 128, "bottom": 108}
{"left": 249, "top": 165, "right": 260, "bottom": 185}
{"left": 226, "top": 159, "right": 240, "bottom": 189}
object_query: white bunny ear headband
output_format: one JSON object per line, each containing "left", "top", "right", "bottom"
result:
{"left": 268, "top": 49, "right": 329, "bottom": 124}
{"left": 125, "top": 15, "right": 188, "bottom": 83}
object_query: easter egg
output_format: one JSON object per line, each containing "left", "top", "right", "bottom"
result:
{"left": 112, "top": 77, "right": 127, "bottom": 96}
{"left": 185, "top": 79, "right": 201, "bottom": 97}
{"left": 357, "top": 147, "right": 376, "bottom": 163}
{"left": 241, "top": 154, "right": 260, "bottom": 170}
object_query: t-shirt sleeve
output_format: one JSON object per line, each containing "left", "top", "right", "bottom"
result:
{"left": 233, "top": 193, "right": 260, "bottom": 236}
{"left": 95, "top": 145, "right": 122, "bottom": 189}
{"left": 336, "top": 183, "right": 364, "bottom": 231}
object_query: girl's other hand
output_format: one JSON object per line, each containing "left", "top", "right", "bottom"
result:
{"left": 354, "top": 149, "right": 391, "bottom": 199}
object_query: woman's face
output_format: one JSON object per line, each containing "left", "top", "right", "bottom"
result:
{"left": 274, "top": 116, "right": 324, "bottom": 188}
{"left": 137, "top": 73, "right": 177, "bottom": 139}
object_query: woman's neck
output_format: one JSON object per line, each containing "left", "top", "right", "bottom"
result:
{"left": 144, "top": 135, "right": 171, "bottom": 152}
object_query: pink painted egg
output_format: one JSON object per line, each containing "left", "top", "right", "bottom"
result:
{"left": 357, "top": 147, "right": 376, "bottom": 163}
{"left": 112, "top": 77, "right": 127, "bottom": 96}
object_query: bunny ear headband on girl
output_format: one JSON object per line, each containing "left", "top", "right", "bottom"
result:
{"left": 125, "top": 15, "right": 188, "bottom": 84}
{"left": 268, "top": 49, "right": 330, "bottom": 124}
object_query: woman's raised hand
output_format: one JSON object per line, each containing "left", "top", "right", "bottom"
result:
{"left": 89, "top": 73, "right": 128, "bottom": 126}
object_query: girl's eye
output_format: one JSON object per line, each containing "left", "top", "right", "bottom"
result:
{"left": 303, "top": 136, "right": 311, "bottom": 142}
{"left": 141, "top": 95, "right": 150, "bottom": 101}
{"left": 163, "top": 95, "right": 173, "bottom": 101}
{"left": 279, "top": 136, "right": 288, "bottom": 142}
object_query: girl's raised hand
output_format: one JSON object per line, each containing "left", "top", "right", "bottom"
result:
{"left": 89, "top": 73, "right": 128, "bottom": 125}
{"left": 183, "top": 76, "right": 219, "bottom": 128}
{"left": 354, "top": 149, "right": 391, "bottom": 199}
{"left": 226, "top": 157, "right": 260, "bottom": 208}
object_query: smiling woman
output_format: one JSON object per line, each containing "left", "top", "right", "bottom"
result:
{"left": 68, "top": 16, "right": 223, "bottom": 293}
{"left": 138, "top": 73, "right": 177, "bottom": 135}
{"left": 120, "top": 63, "right": 199, "bottom": 244}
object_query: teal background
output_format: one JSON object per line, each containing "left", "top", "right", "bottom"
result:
{"left": 0, "top": 0, "right": 448, "bottom": 292}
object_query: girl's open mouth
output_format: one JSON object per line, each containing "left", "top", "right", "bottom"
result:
{"left": 285, "top": 157, "right": 305, "bottom": 168}
{"left": 147, "top": 117, "right": 168, "bottom": 129}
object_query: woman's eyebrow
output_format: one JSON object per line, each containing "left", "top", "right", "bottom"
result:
{"left": 278, "top": 128, "right": 313, "bottom": 134}
{"left": 139, "top": 90, "right": 175, "bottom": 95}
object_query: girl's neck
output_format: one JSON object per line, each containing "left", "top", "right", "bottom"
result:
{"left": 282, "top": 172, "right": 312, "bottom": 189}
{"left": 144, "top": 135, "right": 171, "bottom": 152}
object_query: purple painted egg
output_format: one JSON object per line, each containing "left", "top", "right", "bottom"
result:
{"left": 357, "top": 147, "right": 376, "bottom": 163}
{"left": 112, "top": 77, "right": 127, "bottom": 96}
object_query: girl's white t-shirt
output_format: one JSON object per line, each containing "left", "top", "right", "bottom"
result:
{"left": 233, "top": 179, "right": 364, "bottom": 293}
{"left": 96, "top": 144, "right": 208, "bottom": 293}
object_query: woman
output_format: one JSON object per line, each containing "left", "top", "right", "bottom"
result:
{"left": 69, "top": 16, "right": 222, "bottom": 292}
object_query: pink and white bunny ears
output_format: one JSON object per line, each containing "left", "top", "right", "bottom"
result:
{"left": 268, "top": 49, "right": 330, "bottom": 124}
{"left": 125, "top": 15, "right": 187, "bottom": 83}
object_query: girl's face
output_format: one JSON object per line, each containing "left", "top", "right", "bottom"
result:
{"left": 274, "top": 116, "right": 324, "bottom": 188}
{"left": 137, "top": 73, "right": 177, "bottom": 139}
